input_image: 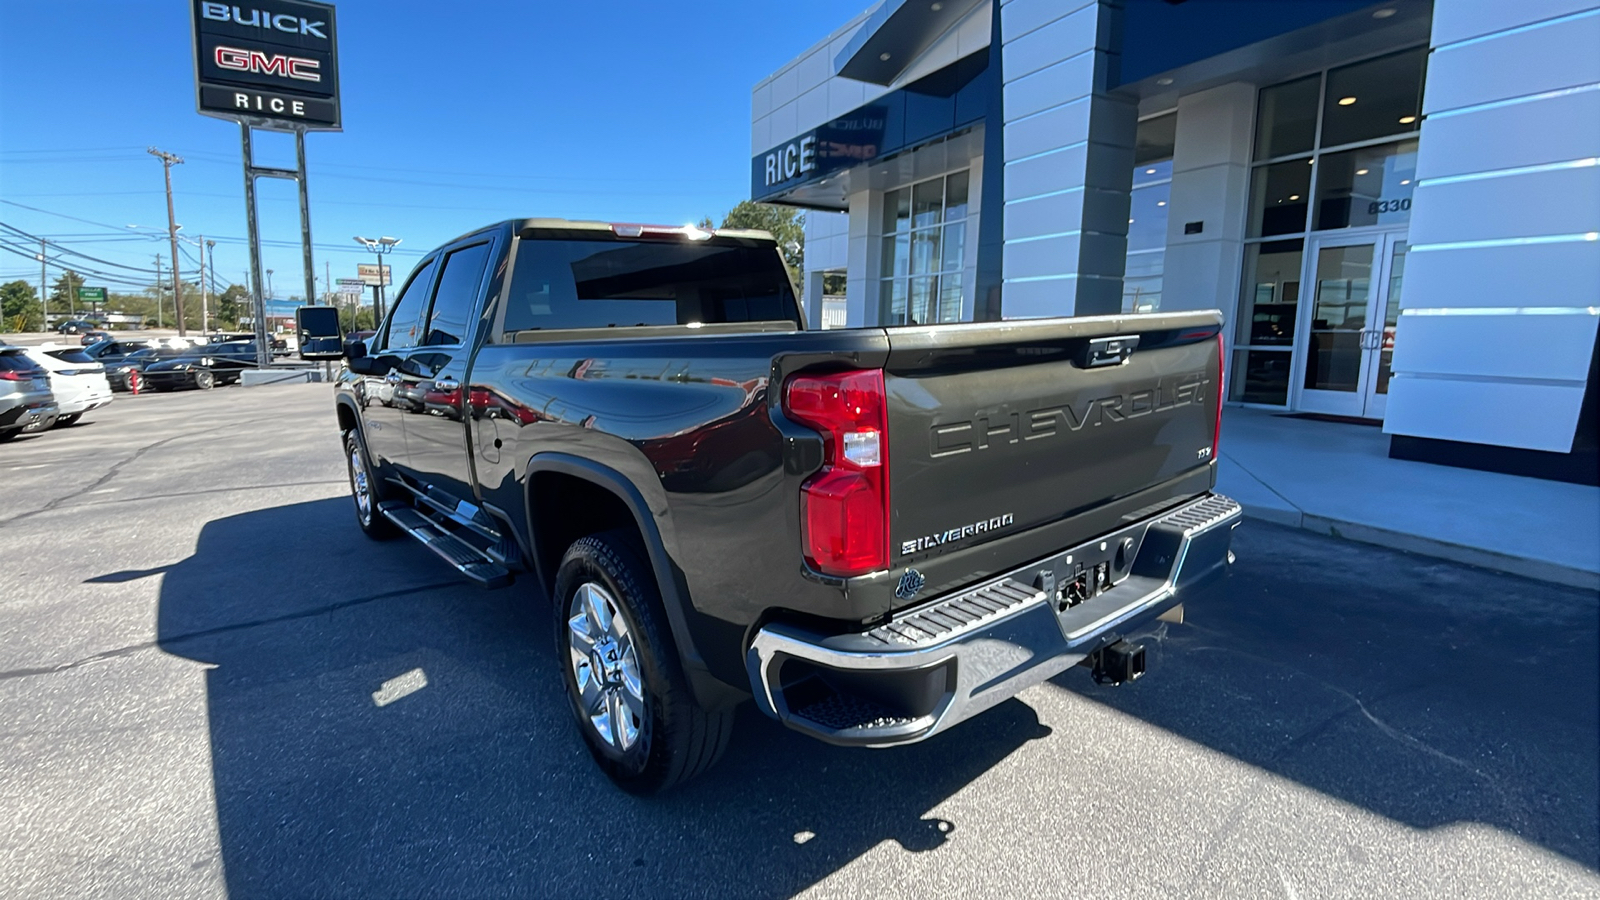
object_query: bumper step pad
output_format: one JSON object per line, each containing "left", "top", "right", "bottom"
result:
{"left": 867, "top": 579, "right": 1041, "bottom": 647}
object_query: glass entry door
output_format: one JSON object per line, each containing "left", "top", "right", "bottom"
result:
{"left": 1296, "top": 231, "right": 1406, "bottom": 418}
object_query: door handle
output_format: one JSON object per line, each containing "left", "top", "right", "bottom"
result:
{"left": 434, "top": 377, "right": 460, "bottom": 392}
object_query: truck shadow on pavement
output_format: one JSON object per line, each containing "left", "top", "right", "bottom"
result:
{"left": 1051, "top": 521, "right": 1600, "bottom": 870}
{"left": 155, "top": 498, "right": 1052, "bottom": 898}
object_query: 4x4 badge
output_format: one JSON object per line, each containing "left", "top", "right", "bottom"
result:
{"left": 894, "top": 568, "right": 926, "bottom": 601}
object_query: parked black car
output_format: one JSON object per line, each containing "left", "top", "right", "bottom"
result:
{"left": 140, "top": 341, "right": 261, "bottom": 391}
{"left": 54, "top": 319, "right": 98, "bottom": 334}
{"left": 83, "top": 340, "right": 165, "bottom": 391}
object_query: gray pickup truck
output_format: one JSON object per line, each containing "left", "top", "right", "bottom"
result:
{"left": 298, "top": 218, "right": 1239, "bottom": 794}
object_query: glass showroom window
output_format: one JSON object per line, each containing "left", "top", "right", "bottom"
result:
{"left": 1125, "top": 112, "right": 1175, "bottom": 313}
{"left": 1233, "top": 46, "right": 1425, "bottom": 405}
{"left": 880, "top": 171, "right": 969, "bottom": 325}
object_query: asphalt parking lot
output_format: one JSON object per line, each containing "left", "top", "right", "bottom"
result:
{"left": 1, "top": 384, "right": 1596, "bottom": 899}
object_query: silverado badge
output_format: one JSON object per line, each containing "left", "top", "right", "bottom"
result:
{"left": 894, "top": 568, "right": 927, "bottom": 601}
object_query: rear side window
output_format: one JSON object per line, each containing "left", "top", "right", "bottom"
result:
{"left": 379, "top": 257, "right": 437, "bottom": 351}
{"left": 0, "top": 352, "right": 42, "bottom": 373}
{"left": 424, "top": 242, "right": 492, "bottom": 346}
{"left": 502, "top": 239, "right": 798, "bottom": 333}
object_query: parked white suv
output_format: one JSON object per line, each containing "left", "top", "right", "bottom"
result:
{"left": 27, "top": 345, "right": 113, "bottom": 427}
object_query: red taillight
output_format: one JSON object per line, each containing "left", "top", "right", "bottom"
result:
{"left": 784, "top": 369, "right": 889, "bottom": 577}
{"left": 0, "top": 370, "right": 33, "bottom": 381}
{"left": 1213, "top": 333, "right": 1225, "bottom": 455}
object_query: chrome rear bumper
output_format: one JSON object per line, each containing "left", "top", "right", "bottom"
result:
{"left": 746, "top": 493, "right": 1242, "bottom": 747}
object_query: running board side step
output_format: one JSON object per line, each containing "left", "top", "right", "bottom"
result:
{"left": 378, "top": 501, "right": 513, "bottom": 588}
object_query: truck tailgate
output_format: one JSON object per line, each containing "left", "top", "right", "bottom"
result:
{"left": 883, "top": 312, "right": 1222, "bottom": 586}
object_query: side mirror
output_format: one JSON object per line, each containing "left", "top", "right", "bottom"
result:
{"left": 347, "top": 350, "right": 388, "bottom": 376}
{"left": 296, "top": 306, "right": 344, "bottom": 360}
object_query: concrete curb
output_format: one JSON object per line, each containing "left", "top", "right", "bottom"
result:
{"left": 1238, "top": 505, "right": 1600, "bottom": 591}
{"left": 242, "top": 369, "right": 325, "bottom": 387}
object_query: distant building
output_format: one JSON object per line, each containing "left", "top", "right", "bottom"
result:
{"left": 753, "top": 0, "right": 1599, "bottom": 483}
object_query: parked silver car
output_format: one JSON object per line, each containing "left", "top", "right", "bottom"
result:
{"left": 0, "top": 346, "right": 59, "bottom": 442}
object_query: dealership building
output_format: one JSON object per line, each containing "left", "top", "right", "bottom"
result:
{"left": 750, "top": 0, "right": 1599, "bottom": 483}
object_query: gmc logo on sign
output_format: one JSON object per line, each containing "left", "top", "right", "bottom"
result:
{"left": 214, "top": 45, "right": 321, "bottom": 82}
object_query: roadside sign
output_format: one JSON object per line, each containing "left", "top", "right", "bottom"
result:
{"left": 356, "top": 264, "right": 391, "bottom": 286}
{"left": 191, "top": 0, "right": 342, "bottom": 131}
{"left": 335, "top": 277, "right": 365, "bottom": 286}
{"left": 77, "top": 286, "right": 108, "bottom": 305}
{"left": 336, "top": 283, "right": 363, "bottom": 298}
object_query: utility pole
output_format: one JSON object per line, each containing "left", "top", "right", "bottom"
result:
{"left": 38, "top": 239, "right": 47, "bottom": 331}
{"left": 203, "top": 238, "right": 215, "bottom": 334}
{"left": 148, "top": 147, "right": 188, "bottom": 336}
{"left": 154, "top": 254, "right": 165, "bottom": 328}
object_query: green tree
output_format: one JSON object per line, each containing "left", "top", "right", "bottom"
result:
{"left": 1, "top": 280, "right": 42, "bottom": 332}
{"left": 49, "top": 270, "right": 85, "bottom": 318}
{"left": 707, "top": 201, "right": 805, "bottom": 274}
{"left": 215, "top": 283, "right": 249, "bottom": 329}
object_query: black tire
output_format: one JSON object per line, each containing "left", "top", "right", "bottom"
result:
{"left": 55, "top": 414, "right": 81, "bottom": 427}
{"left": 0, "top": 430, "right": 17, "bottom": 443}
{"left": 193, "top": 370, "right": 215, "bottom": 391}
{"left": 344, "top": 431, "right": 397, "bottom": 539}
{"left": 553, "top": 530, "right": 733, "bottom": 795}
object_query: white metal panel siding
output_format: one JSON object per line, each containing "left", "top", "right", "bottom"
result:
{"left": 1384, "top": 377, "right": 1591, "bottom": 453}
{"left": 999, "top": 0, "right": 1129, "bottom": 319}
{"left": 1385, "top": 0, "right": 1600, "bottom": 451}
{"left": 1416, "top": 87, "right": 1600, "bottom": 178}
{"left": 1409, "top": 165, "right": 1600, "bottom": 244}
{"left": 1392, "top": 314, "right": 1600, "bottom": 381}
{"left": 1404, "top": 239, "right": 1600, "bottom": 310}
{"left": 1430, "top": 0, "right": 1599, "bottom": 46}
{"left": 1423, "top": 10, "right": 1600, "bottom": 113}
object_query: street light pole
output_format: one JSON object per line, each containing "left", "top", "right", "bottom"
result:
{"left": 354, "top": 235, "right": 401, "bottom": 323}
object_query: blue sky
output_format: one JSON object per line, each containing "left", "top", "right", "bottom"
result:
{"left": 0, "top": 0, "right": 867, "bottom": 301}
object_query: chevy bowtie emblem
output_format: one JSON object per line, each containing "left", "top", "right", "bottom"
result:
{"left": 894, "top": 568, "right": 926, "bottom": 601}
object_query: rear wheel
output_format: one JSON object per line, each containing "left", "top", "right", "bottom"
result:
{"left": 554, "top": 531, "right": 733, "bottom": 794}
{"left": 344, "top": 431, "right": 396, "bottom": 539}
{"left": 193, "top": 370, "right": 215, "bottom": 391}
{"left": 0, "top": 430, "right": 17, "bottom": 443}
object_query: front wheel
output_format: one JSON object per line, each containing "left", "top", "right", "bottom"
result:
{"left": 193, "top": 370, "right": 215, "bottom": 391}
{"left": 344, "top": 431, "right": 396, "bottom": 539}
{"left": 554, "top": 531, "right": 733, "bottom": 794}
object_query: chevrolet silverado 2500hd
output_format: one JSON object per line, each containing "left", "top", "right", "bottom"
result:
{"left": 299, "top": 218, "right": 1240, "bottom": 794}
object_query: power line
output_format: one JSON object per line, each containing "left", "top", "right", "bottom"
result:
{"left": 0, "top": 223, "right": 159, "bottom": 272}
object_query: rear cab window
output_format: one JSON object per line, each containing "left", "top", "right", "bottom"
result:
{"left": 501, "top": 237, "right": 800, "bottom": 336}
{"left": 423, "top": 241, "right": 493, "bottom": 346}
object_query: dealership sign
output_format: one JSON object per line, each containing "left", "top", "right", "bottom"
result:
{"left": 192, "top": 0, "right": 341, "bottom": 130}
{"left": 356, "top": 264, "right": 391, "bottom": 286}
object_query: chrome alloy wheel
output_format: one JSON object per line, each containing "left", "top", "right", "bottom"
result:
{"left": 567, "top": 582, "right": 645, "bottom": 752}
{"left": 348, "top": 443, "right": 372, "bottom": 524}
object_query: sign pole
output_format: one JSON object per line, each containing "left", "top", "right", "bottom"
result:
{"left": 241, "top": 124, "right": 271, "bottom": 368}
{"left": 296, "top": 130, "right": 317, "bottom": 312}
